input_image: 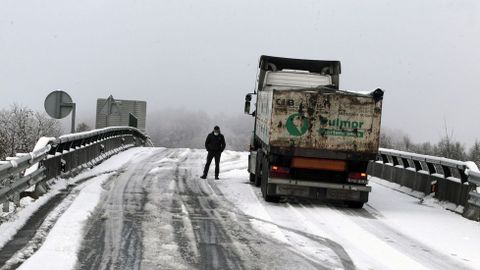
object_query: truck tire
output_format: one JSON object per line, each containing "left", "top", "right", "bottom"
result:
{"left": 261, "top": 155, "right": 279, "bottom": 203}
{"left": 347, "top": 201, "right": 364, "bottom": 209}
{"left": 254, "top": 150, "right": 263, "bottom": 187}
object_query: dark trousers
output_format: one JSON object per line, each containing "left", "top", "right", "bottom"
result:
{"left": 203, "top": 151, "right": 221, "bottom": 177}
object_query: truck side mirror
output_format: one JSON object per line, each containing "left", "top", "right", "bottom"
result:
{"left": 244, "top": 94, "right": 252, "bottom": 115}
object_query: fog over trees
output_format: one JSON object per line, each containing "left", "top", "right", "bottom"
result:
{"left": 380, "top": 126, "right": 480, "bottom": 166}
{"left": 147, "top": 109, "right": 253, "bottom": 152}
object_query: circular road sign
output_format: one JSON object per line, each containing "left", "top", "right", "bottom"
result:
{"left": 44, "top": 90, "right": 73, "bottom": 119}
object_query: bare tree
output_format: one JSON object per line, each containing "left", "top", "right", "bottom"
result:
{"left": 401, "top": 135, "right": 413, "bottom": 151}
{"left": 435, "top": 137, "right": 466, "bottom": 160}
{"left": 434, "top": 122, "right": 466, "bottom": 160}
{"left": 417, "top": 142, "right": 434, "bottom": 155}
{"left": 469, "top": 140, "right": 480, "bottom": 166}
{"left": 76, "top": 122, "right": 92, "bottom": 132}
{"left": 0, "top": 104, "right": 62, "bottom": 159}
{"left": 380, "top": 132, "right": 394, "bottom": 149}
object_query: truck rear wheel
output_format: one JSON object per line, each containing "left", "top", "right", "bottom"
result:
{"left": 249, "top": 173, "right": 255, "bottom": 183}
{"left": 254, "top": 150, "right": 263, "bottom": 187}
{"left": 261, "top": 155, "right": 279, "bottom": 203}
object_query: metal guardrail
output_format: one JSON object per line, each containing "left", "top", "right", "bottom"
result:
{"left": 0, "top": 126, "right": 152, "bottom": 213}
{"left": 465, "top": 171, "right": 480, "bottom": 218}
{"left": 368, "top": 148, "right": 480, "bottom": 221}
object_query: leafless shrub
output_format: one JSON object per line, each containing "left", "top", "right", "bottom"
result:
{"left": 0, "top": 104, "right": 62, "bottom": 159}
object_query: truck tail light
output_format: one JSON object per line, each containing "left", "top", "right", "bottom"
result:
{"left": 271, "top": 166, "right": 290, "bottom": 178}
{"left": 348, "top": 172, "right": 368, "bottom": 184}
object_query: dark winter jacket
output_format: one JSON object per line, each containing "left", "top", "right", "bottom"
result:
{"left": 205, "top": 132, "right": 226, "bottom": 153}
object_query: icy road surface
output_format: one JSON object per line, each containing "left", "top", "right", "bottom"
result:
{"left": 15, "top": 148, "right": 480, "bottom": 270}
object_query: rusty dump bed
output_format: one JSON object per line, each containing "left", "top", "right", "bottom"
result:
{"left": 255, "top": 87, "right": 383, "bottom": 155}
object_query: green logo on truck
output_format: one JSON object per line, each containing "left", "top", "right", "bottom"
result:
{"left": 286, "top": 113, "right": 310, "bottom": 136}
{"left": 286, "top": 114, "right": 365, "bottom": 138}
{"left": 319, "top": 118, "right": 365, "bottom": 138}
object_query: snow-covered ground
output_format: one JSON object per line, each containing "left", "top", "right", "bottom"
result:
{"left": 3, "top": 148, "right": 480, "bottom": 270}
{"left": 216, "top": 151, "right": 480, "bottom": 270}
{"left": 0, "top": 147, "right": 153, "bottom": 269}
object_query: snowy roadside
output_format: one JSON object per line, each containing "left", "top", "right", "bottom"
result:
{"left": 368, "top": 178, "right": 480, "bottom": 269}
{"left": 16, "top": 173, "right": 111, "bottom": 270}
{"left": 0, "top": 179, "right": 68, "bottom": 250}
{"left": 0, "top": 147, "right": 153, "bottom": 268}
{"left": 370, "top": 177, "right": 465, "bottom": 213}
{"left": 215, "top": 151, "right": 480, "bottom": 270}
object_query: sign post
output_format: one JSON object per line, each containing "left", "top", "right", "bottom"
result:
{"left": 44, "top": 90, "right": 76, "bottom": 133}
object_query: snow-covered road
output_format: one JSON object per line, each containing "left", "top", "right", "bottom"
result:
{"left": 3, "top": 147, "right": 480, "bottom": 270}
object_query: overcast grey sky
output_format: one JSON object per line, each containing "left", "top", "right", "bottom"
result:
{"left": 0, "top": 0, "right": 479, "bottom": 144}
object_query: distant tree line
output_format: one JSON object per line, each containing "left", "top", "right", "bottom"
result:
{"left": 0, "top": 104, "right": 62, "bottom": 160}
{"left": 380, "top": 127, "right": 480, "bottom": 166}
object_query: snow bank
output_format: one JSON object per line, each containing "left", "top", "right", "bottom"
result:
{"left": 0, "top": 179, "right": 67, "bottom": 250}
{"left": 24, "top": 137, "right": 56, "bottom": 176}
{"left": 0, "top": 147, "right": 152, "bottom": 264}
{"left": 17, "top": 173, "right": 111, "bottom": 270}
{"left": 369, "top": 177, "right": 480, "bottom": 269}
{"left": 15, "top": 147, "right": 154, "bottom": 270}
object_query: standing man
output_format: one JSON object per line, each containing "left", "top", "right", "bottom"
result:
{"left": 201, "top": 126, "right": 226, "bottom": 180}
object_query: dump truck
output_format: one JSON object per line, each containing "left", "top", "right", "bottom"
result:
{"left": 244, "top": 55, "right": 384, "bottom": 208}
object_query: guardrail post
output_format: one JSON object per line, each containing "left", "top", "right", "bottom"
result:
{"left": 464, "top": 171, "right": 480, "bottom": 221}
{"left": 401, "top": 158, "right": 410, "bottom": 168}
{"left": 413, "top": 160, "right": 422, "bottom": 171}
{"left": 392, "top": 156, "right": 399, "bottom": 166}
{"left": 426, "top": 162, "right": 436, "bottom": 174}
{"left": 61, "top": 159, "right": 67, "bottom": 173}
{"left": 442, "top": 166, "right": 452, "bottom": 178}
{"left": 459, "top": 169, "right": 468, "bottom": 183}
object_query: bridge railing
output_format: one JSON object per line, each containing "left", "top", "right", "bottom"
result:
{"left": 368, "top": 148, "right": 480, "bottom": 221}
{"left": 0, "top": 127, "right": 152, "bottom": 213}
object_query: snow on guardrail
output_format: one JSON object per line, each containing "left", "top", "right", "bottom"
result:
{"left": 0, "top": 127, "right": 151, "bottom": 214}
{"left": 376, "top": 148, "right": 480, "bottom": 221}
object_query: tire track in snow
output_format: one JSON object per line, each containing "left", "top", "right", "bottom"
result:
{"left": 171, "top": 150, "right": 246, "bottom": 269}
{"left": 170, "top": 149, "right": 331, "bottom": 270}
{"left": 0, "top": 171, "right": 121, "bottom": 270}
{"left": 77, "top": 148, "right": 346, "bottom": 270}
{"left": 75, "top": 148, "right": 171, "bottom": 270}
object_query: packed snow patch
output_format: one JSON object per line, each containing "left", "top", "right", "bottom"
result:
{"left": 0, "top": 147, "right": 152, "bottom": 264}
{"left": 17, "top": 173, "right": 112, "bottom": 270}
{"left": 0, "top": 179, "right": 68, "bottom": 250}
